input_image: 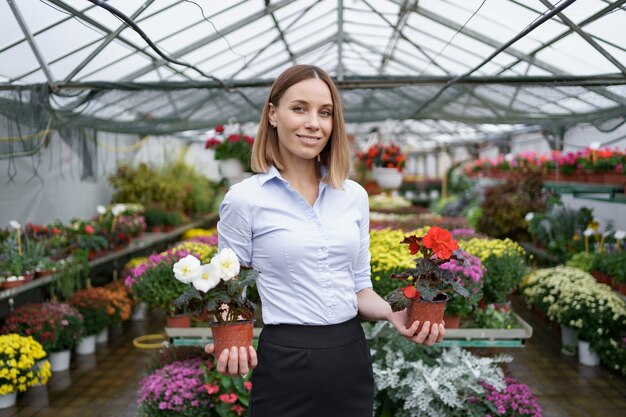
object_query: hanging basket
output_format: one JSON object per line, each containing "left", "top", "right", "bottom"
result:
{"left": 372, "top": 167, "right": 403, "bottom": 190}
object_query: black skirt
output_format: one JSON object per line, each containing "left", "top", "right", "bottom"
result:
{"left": 248, "top": 316, "right": 374, "bottom": 417}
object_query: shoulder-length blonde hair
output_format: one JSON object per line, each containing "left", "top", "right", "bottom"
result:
{"left": 251, "top": 65, "right": 350, "bottom": 189}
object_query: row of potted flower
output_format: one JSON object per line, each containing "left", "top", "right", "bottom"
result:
{"left": 1, "top": 280, "right": 134, "bottom": 376}
{"left": 520, "top": 266, "right": 626, "bottom": 373}
{"left": 0, "top": 205, "right": 146, "bottom": 289}
{"left": 463, "top": 147, "right": 626, "bottom": 185}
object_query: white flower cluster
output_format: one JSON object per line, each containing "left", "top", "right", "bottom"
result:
{"left": 173, "top": 248, "right": 240, "bottom": 293}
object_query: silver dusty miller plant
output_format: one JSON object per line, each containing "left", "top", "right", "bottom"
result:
{"left": 366, "top": 322, "right": 512, "bottom": 417}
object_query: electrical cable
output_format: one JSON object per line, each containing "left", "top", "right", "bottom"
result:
{"left": 408, "top": 0, "right": 577, "bottom": 120}
{"left": 84, "top": 0, "right": 258, "bottom": 111}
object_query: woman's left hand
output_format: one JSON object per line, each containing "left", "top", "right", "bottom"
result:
{"left": 387, "top": 308, "right": 445, "bottom": 346}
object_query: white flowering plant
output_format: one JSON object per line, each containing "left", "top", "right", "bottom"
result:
{"left": 171, "top": 249, "right": 258, "bottom": 323}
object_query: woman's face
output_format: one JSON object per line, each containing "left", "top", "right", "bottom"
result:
{"left": 268, "top": 78, "right": 333, "bottom": 165}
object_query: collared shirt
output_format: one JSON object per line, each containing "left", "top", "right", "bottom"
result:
{"left": 218, "top": 165, "right": 372, "bottom": 325}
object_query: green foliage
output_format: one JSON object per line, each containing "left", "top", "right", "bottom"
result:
{"left": 50, "top": 251, "right": 89, "bottom": 300}
{"left": 163, "top": 158, "right": 218, "bottom": 215}
{"left": 565, "top": 252, "right": 597, "bottom": 273}
{"left": 470, "top": 305, "right": 519, "bottom": 329}
{"left": 527, "top": 204, "right": 593, "bottom": 263}
{"left": 593, "top": 252, "right": 626, "bottom": 281}
{"left": 465, "top": 205, "right": 482, "bottom": 230}
{"left": 133, "top": 262, "right": 189, "bottom": 314}
{"left": 478, "top": 171, "right": 550, "bottom": 241}
{"left": 481, "top": 252, "right": 527, "bottom": 304}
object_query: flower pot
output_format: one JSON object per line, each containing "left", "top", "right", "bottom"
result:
{"left": 0, "top": 392, "right": 17, "bottom": 409}
{"left": 220, "top": 158, "right": 244, "bottom": 180}
{"left": 96, "top": 327, "right": 109, "bottom": 344}
{"left": 210, "top": 320, "right": 255, "bottom": 356}
{"left": 578, "top": 340, "right": 600, "bottom": 366}
{"left": 76, "top": 335, "right": 97, "bottom": 355}
{"left": 618, "top": 282, "right": 626, "bottom": 296}
{"left": 1, "top": 279, "right": 28, "bottom": 290}
{"left": 406, "top": 294, "right": 449, "bottom": 333}
{"left": 372, "top": 167, "right": 403, "bottom": 190}
{"left": 167, "top": 314, "right": 191, "bottom": 328}
{"left": 132, "top": 302, "right": 148, "bottom": 321}
{"left": 49, "top": 350, "right": 71, "bottom": 372}
{"left": 591, "top": 270, "right": 611, "bottom": 285}
{"left": 560, "top": 325, "right": 578, "bottom": 350}
{"left": 443, "top": 315, "right": 461, "bottom": 329}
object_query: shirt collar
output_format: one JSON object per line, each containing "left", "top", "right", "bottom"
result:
{"left": 258, "top": 164, "right": 329, "bottom": 187}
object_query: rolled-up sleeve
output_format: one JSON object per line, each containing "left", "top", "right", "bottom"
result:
{"left": 353, "top": 187, "right": 373, "bottom": 293}
{"left": 217, "top": 186, "right": 253, "bottom": 267}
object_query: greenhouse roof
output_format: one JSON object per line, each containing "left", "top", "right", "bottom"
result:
{"left": 1, "top": 0, "right": 625, "bottom": 150}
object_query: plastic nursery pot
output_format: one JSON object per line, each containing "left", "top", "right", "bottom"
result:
{"left": 166, "top": 314, "right": 191, "bottom": 328}
{"left": 406, "top": 293, "right": 449, "bottom": 333}
{"left": 210, "top": 320, "right": 255, "bottom": 356}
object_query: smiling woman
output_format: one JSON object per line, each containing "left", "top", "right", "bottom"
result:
{"left": 207, "top": 65, "right": 446, "bottom": 417}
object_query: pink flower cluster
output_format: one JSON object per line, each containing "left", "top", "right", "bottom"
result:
{"left": 124, "top": 247, "right": 193, "bottom": 287}
{"left": 137, "top": 358, "right": 210, "bottom": 412}
{"left": 441, "top": 251, "right": 485, "bottom": 285}
{"left": 481, "top": 377, "right": 542, "bottom": 417}
{"left": 188, "top": 235, "right": 219, "bottom": 246}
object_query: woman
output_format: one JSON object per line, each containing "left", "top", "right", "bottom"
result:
{"left": 207, "top": 64, "right": 445, "bottom": 416}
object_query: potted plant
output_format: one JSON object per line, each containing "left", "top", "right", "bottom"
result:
{"left": 385, "top": 226, "right": 470, "bottom": 332}
{"left": 69, "top": 287, "right": 115, "bottom": 354}
{"left": 2, "top": 302, "right": 84, "bottom": 372}
{"left": 172, "top": 248, "right": 258, "bottom": 355}
{"left": 129, "top": 242, "right": 217, "bottom": 327}
{"left": 357, "top": 143, "right": 406, "bottom": 190}
{"left": 0, "top": 334, "right": 51, "bottom": 409}
{"left": 205, "top": 125, "right": 255, "bottom": 179}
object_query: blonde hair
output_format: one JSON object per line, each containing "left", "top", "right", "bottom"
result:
{"left": 251, "top": 65, "right": 350, "bottom": 189}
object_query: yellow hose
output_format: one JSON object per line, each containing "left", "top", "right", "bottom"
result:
{"left": 133, "top": 334, "right": 168, "bottom": 349}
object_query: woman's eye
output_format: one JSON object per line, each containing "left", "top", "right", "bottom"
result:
{"left": 320, "top": 110, "right": 332, "bottom": 117}
{"left": 292, "top": 107, "right": 304, "bottom": 113}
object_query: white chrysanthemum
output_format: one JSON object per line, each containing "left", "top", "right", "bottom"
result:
{"left": 9, "top": 220, "right": 20, "bottom": 229}
{"left": 211, "top": 248, "right": 240, "bottom": 281}
{"left": 173, "top": 255, "right": 202, "bottom": 283}
{"left": 96, "top": 205, "right": 107, "bottom": 215}
{"left": 192, "top": 263, "right": 221, "bottom": 293}
{"left": 524, "top": 212, "right": 534, "bottom": 222}
{"left": 112, "top": 203, "right": 126, "bottom": 217}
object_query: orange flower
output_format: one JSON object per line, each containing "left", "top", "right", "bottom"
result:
{"left": 421, "top": 226, "right": 458, "bottom": 260}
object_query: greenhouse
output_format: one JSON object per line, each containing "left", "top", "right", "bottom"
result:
{"left": 1, "top": 0, "right": 625, "bottom": 416}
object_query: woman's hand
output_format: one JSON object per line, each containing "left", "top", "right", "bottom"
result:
{"left": 204, "top": 344, "right": 258, "bottom": 377}
{"left": 387, "top": 308, "right": 445, "bottom": 346}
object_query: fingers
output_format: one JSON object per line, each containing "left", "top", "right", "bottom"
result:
{"left": 248, "top": 345, "right": 258, "bottom": 369}
{"left": 213, "top": 346, "right": 258, "bottom": 377}
{"left": 402, "top": 319, "right": 420, "bottom": 337}
{"left": 436, "top": 322, "right": 446, "bottom": 343}
{"left": 423, "top": 322, "right": 439, "bottom": 346}
{"left": 411, "top": 321, "right": 431, "bottom": 344}
{"left": 215, "top": 348, "right": 230, "bottom": 374}
{"left": 204, "top": 343, "right": 215, "bottom": 355}
{"left": 238, "top": 347, "right": 249, "bottom": 376}
{"left": 406, "top": 321, "right": 444, "bottom": 346}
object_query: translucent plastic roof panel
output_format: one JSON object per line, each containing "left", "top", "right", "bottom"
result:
{"left": 0, "top": 0, "right": 624, "bottom": 149}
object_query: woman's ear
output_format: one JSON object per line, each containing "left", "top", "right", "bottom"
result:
{"left": 268, "top": 103, "right": 276, "bottom": 127}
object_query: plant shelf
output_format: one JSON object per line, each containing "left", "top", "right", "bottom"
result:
{"left": 436, "top": 313, "right": 533, "bottom": 348}
{"left": 542, "top": 181, "right": 626, "bottom": 204}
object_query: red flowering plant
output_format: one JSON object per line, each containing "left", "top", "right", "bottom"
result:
{"left": 200, "top": 360, "right": 252, "bottom": 417}
{"left": 357, "top": 143, "right": 406, "bottom": 171}
{"left": 386, "top": 226, "right": 470, "bottom": 311}
{"left": 2, "top": 301, "right": 84, "bottom": 353}
{"left": 205, "top": 125, "right": 255, "bottom": 172}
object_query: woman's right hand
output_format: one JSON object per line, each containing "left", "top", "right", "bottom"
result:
{"left": 205, "top": 344, "right": 258, "bottom": 377}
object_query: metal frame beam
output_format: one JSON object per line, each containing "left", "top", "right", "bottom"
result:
{"left": 64, "top": 0, "right": 156, "bottom": 82}
{"left": 337, "top": 0, "right": 344, "bottom": 80}
{"left": 7, "top": 0, "right": 55, "bottom": 85}
{"left": 538, "top": 0, "right": 626, "bottom": 75}
{"left": 122, "top": 0, "right": 300, "bottom": 81}
{"left": 265, "top": 0, "right": 296, "bottom": 66}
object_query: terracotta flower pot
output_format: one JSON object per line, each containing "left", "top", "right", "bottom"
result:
{"left": 618, "top": 282, "right": 626, "bottom": 296}
{"left": 166, "top": 314, "right": 191, "bottom": 328}
{"left": 210, "top": 320, "right": 255, "bottom": 356}
{"left": 406, "top": 294, "right": 449, "bottom": 333}
{"left": 591, "top": 270, "right": 611, "bottom": 285}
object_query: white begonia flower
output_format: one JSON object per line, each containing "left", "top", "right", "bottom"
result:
{"left": 614, "top": 230, "right": 626, "bottom": 240}
{"left": 9, "top": 220, "right": 20, "bottom": 229}
{"left": 112, "top": 204, "right": 126, "bottom": 217}
{"left": 96, "top": 205, "right": 107, "bottom": 215}
{"left": 173, "top": 255, "right": 202, "bottom": 284}
{"left": 524, "top": 212, "right": 534, "bottom": 222}
{"left": 583, "top": 228, "right": 594, "bottom": 237}
{"left": 192, "top": 263, "right": 221, "bottom": 293}
{"left": 211, "top": 248, "right": 240, "bottom": 281}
